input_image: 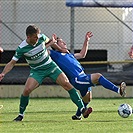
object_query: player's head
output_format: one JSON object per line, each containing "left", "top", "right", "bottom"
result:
{"left": 26, "top": 24, "right": 41, "bottom": 45}
{"left": 56, "top": 37, "right": 67, "bottom": 49}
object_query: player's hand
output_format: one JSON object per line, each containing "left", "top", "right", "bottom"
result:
{"left": 0, "top": 73, "right": 5, "bottom": 81}
{"left": 52, "top": 34, "right": 57, "bottom": 40}
{"left": 128, "top": 47, "right": 133, "bottom": 59}
{"left": 85, "top": 32, "right": 93, "bottom": 41}
{"left": 52, "top": 34, "right": 57, "bottom": 44}
{"left": 46, "top": 34, "right": 57, "bottom": 48}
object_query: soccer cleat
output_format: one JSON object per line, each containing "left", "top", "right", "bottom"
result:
{"left": 72, "top": 115, "right": 82, "bottom": 120}
{"left": 82, "top": 107, "right": 93, "bottom": 118}
{"left": 13, "top": 115, "right": 23, "bottom": 122}
{"left": 120, "top": 82, "right": 126, "bottom": 97}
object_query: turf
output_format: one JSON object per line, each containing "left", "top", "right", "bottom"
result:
{"left": 0, "top": 98, "right": 133, "bottom": 133}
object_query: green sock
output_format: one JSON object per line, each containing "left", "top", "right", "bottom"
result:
{"left": 68, "top": 88, "right": 84, "bottom": 111}
{"left": 19, "top": 94, "right": 29, "bottom": 115}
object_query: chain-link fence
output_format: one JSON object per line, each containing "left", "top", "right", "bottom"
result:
{"left": 0, "top": 0, "right": 133, "bottom": 85}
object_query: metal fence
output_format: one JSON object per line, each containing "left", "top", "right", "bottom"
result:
{"left": 0, "top": 0, "right": 133, "bottom": 85}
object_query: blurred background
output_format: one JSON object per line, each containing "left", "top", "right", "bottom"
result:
{"left": 0, "top": 0, "right": 133, "bottom": 86}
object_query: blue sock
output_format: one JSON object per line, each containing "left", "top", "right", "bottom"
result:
{"left": 76, "top": 101, "right": 88, "bottom": 116}
{"left": 98, "top": 76, "right": 119, "bottom": 93}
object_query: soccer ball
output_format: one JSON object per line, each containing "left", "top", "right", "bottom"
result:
{"left": 118, "top": 103, "right": 132, "bottom": 118}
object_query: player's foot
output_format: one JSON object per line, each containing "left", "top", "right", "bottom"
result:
{"left": 72, "top": 115, "right": 82, "bottom": 120}
{"left": 82, "top": 107, "right": 93, "bottom": 118}
{"left": 13, "top": 115, "right": 23, "bottom": 122}
{"left": 120, "top": 82, "right": 126, "bottom": 97}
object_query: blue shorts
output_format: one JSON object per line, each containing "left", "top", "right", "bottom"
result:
{"left": 70, "top": 74, "right": 94, "bottom": 97}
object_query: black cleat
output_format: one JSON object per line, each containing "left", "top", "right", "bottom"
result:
{"left": 82, "top": 107, "right": 93, "bottom": 118}
{"left": 13, "top": 115, "right": 23, "bottom": 122}
{"left": 72, "top": 115, "right": 82, "bottom": 120}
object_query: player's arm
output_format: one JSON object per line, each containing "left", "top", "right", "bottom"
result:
{"left": 45, "top": 34, "right": 58, "bottom": 48}
{"left": 128, "top": 45, "right": 133, "bottom": 59}
{"left": 74, "top": 32, "right": 93, "bottom": 59}
{"left": 45, "top": 39, "right": 53, "bottom": 48}
{"left": 0, "top": 59, "right": 16, "bottom": 81}
{"left": 48, "top": 34, "right": 69, "bottom": 53}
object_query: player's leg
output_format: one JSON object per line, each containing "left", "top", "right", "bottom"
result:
{"left": 72, "top": 90, "right": 92, "bottom": 120}
{"left": 91, "top": 73, "right": 126, "bottom": 97}
{"left": 21, "top": 77, "right": 39, "bottom": 112}
{"left": 14, "top": 70, "right": 41, "bottom": 121}
{"left": 49, "top": 65, "right": 91, "bottom": 118}
{"left": 56, "top": 73, "right": 85, "bottom": 112}
{"left": 68, "top": 74, "right": 93, "bottom": 120}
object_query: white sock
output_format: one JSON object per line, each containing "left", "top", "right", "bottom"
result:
{"left": 19, "top": 114, "right": 24, "bottom": 117}
{"left": 117, "top": 88, "right": 120, "bottom": 94}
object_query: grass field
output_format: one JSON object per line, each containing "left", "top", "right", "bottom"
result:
{"left": 0, "top": 98, "right": 133, "bottom": 133}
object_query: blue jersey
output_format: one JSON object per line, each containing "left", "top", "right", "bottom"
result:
{"left": 50, "top": 50, "right": 93, "bottom": 97}
{"left": 50, "top": 50, "right": 84, "bottom": 79}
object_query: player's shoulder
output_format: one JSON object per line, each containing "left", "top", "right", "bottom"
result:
{"left": 39, "top": 34, "right": 49, "bottom": 42}
{"left": 18, "top": 40, "right": 28, "bottom": 49}
{"left": 50, "top": 50, "right": 62, "bottom": 57}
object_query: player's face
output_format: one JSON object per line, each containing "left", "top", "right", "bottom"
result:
{"left": 27, "top": 33, "right": 39, "bottom": 45}
{"left": 57, "top": 38, "right": 67, "bottom": 49}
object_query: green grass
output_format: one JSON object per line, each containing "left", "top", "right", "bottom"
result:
{"left": 0, "top": 98, "right": 133, "bottom": 133}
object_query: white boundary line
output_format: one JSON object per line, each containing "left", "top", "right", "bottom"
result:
{"left": 0, "top": 105, "right": 3, "bottom": 109}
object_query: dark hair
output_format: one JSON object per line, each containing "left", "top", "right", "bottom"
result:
{"left": 26, "top": 24, "right": 40, "bottom": 36}
{"left": 51, "top": 37, "right": 60, "bottom": 50}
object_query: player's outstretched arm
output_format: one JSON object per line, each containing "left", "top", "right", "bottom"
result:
{"left": 0, "top": 59, "right": 16, "bottom": 81}
{"left": 128, "top": 45, "right": 133, "bottom": 59}
{"left": 74, "top": 32, "right": 93, "bottom": 59}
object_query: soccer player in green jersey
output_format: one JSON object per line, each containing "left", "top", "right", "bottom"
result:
{"left": 0, "top": 24, "right": 92, "bottom": 121}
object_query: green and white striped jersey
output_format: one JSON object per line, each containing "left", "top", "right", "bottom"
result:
{"left": 12, "top": 34, "right": 53, "bottom": 69}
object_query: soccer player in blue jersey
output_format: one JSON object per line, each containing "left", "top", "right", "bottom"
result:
{"left": 49, "top": 32, "right": 126, "bottom": 120}
{"left": 0, "top": 25, "right": 92, "bottom": 121}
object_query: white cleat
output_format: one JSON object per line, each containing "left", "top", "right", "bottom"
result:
{"left": 120, "top": 82, "right": 126, "bottom": 97}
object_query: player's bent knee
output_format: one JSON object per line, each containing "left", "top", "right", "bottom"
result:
{"left": 23, "top": 88, "right": 33, "bottom": 96}
{"left": 82, "top": 91, "right": 92, "bottom": 103}
{"left": 62, "top": 81, "right": 73, "bottom": 91}
{"left": 96, "top": 73, "right": 102, "bottom": 77}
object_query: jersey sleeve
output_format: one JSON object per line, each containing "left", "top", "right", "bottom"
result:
{"left": 12, "top": 46, "right": 24, "bottom": 61}
{"left": 41, "top": 34, "right": 50, "bottom": 43}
